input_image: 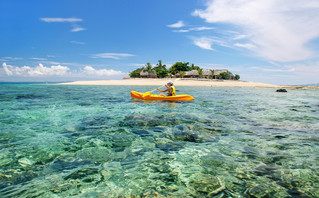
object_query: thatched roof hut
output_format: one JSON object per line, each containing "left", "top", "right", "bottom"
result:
{"left": 140, "top": 69, "right": 157, "bottom": 78}
{"left": 202, "top": 70, "right": 212, "bottom": 77}
{"left": 213, "top": 69, "right": 228, "bottom": 76}
{"left": 184, "top": 70, "right": 199, "bottom": 78}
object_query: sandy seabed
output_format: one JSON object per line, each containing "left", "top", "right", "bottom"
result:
{"left": 59, "top": 78, "right": 286, "bottom": 88}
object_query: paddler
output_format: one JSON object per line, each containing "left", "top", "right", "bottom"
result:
{"left": 157, "top": 80, "right": 176, "bottom": 96}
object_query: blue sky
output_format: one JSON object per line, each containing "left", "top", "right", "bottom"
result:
{"left": 1, "top": 0, "right": 319, "bottom": 85}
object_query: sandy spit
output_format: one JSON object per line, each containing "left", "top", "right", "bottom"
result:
{"left": 58, "top": 78, "right": 288, "bottom": 88}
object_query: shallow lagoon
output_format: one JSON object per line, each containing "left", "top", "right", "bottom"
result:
{"left": 0, "top": 84, "right": 318, "bottom": 197}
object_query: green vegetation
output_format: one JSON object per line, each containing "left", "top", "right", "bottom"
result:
{"left": 153, "top": 60, "right": 168, "bottom": 78}
{"left": 129, "top": 60, "right": 240, "bottom": 80}
{"left": 129, "top": 68, "right": 143, "bottom": 78}
{"left": 217, "top": 71, "right": 233, "bottom": 80}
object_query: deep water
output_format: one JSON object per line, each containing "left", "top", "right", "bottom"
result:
{"left": 0, "top": 84, "right": 318, "bottom": 197}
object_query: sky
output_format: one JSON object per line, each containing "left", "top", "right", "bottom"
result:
{"left": 1, "top": 0, "right": 319, "bottom": 85}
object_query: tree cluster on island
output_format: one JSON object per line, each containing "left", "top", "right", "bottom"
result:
{"left": 129, "top": 60, "right": 240, "bottom": 80}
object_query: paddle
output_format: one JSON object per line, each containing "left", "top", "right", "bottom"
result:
{"left": 142, "top": 78, "right": 179, "bottom": 98}
{"left": 142, "top": 85, "right": 165, "bottom": 98}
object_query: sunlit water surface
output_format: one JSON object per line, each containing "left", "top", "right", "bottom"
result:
{"left": 0, "top": 84, "right": 318, "bottom": 197}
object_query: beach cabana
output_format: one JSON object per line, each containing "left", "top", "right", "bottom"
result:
{"left": 213, "top": 69, "right": 228, "bottom": 79}
{"left": 140, "top": 70, "right": 157, "bottom": 78}
{"left": 202, "top": 70, "right": 212, "bottom": 78}
{"left": 184, "top": 70, "right": 199, "bottom": 78}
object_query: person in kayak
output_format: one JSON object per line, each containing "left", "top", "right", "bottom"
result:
{"left": 157, "top": 80, "right": 176, "bottom": 96}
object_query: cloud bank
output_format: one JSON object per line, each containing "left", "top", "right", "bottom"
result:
{"left": 193, "top": 0, "right": 319, "bottom": 62}
{"left": 3, "top": 63, "right": 69, "bottom": 76}
{"left": 2, "top": 63, "right": 125, "bottom": 79}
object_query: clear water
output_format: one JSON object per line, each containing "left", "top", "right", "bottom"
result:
{"left": 0, "top": 84, "right": 318, "bottom": 197}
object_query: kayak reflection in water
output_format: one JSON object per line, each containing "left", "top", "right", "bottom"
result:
{"left": 157, "top": 80, "right": 176, "bottom": 96}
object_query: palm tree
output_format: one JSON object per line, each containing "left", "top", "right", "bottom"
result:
{"left": 210, "top": 69, "right": 215, "bottom": 79}
{"left": 198, "top": 68, "right": 203, "bottom": 78}
{"left": 179, "top": 71, "right": 185, "bottom": 78}
{"left": 145, "top": 62, "right": 152, "bottom": 72}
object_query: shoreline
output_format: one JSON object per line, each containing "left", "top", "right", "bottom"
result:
{"left": 58, "top": 78, "right": 317, "bottom": 89}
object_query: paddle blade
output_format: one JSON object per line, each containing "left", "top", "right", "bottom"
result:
{"left": 142, "top": 91, "right": 152, "bottom": 98}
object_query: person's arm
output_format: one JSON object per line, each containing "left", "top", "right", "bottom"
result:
{"left": 157, "top": 88, "right": 168, "bottom": 92}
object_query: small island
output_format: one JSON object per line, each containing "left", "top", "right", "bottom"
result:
{"left": 129, "top": 60, "right": 240, "bottom": 80}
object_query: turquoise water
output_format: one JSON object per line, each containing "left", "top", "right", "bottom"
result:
{"left": 0, "top": 84, "right": 318, "bottom": 197}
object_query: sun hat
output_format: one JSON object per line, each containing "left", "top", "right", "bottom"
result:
{"left": 166, "top": 80, "right": 173, "bottom": 85}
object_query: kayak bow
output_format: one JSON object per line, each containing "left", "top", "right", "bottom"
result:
{"left": 130, "top": 90, "right": 195, "bottom": 101}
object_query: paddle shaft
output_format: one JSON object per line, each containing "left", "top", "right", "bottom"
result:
{"left": 149, "top": 85, "right": 165, "bottom": 94}
{"left": 143, "top": 79, "right": 179, "bottom": 97}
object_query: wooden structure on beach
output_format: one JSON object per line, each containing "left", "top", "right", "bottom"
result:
{"left": 202, "top": 70, "right": 212, "bottom": 78}
{"left": 140, "top": 69, "right": 157, "bottom": 78}
{"left": 184, "top": 70, "right": 199, "bottom": 78}
{"left": 212, "top": 69, "right": 229, "bottom": 79}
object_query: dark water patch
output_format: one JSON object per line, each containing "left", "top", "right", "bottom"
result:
{"left": 120, "top": 155, "right": 142, "bottom": 169}
{"left": 15, "top": 94, "right": 46, "bottom": 100}
{"left": 119, "top": 114, "right": 195, "bottom": 128}
{"left": 274, "top": 135, "right": 287, "bottom": 139}
{"left": 64, "top": 167, "right": 99, "bottom": 180}
{"left": 156, "top": 141, "right": 185, "bottom": 152}
{"left": 150, "top": 126, "right": 166, "bottom": 133}
{"left": 166, "top": 130, "right": 216, "bottom": 143}
{"left": 201, "top": 154, "right": 226, "bottom": 169}
{"left": 76, "top": 147, "right": 111, "bottom": 163}
{"left": 0, "top": 95, "right": 14, "bottom": 102}
{"left": 131, "top": 129, "right": 152, "bottom": 137}
{"left": 80, "top": 115, "right": 113, "bottom": 127}
{"left": 242, "top": 146, "right": 260, "bottom": 159}
{"left": 0, "top": 169, "right": 39, "bottom": 190}
{"left": 101, "top": 97, "right": 126, "bottom": 103}
{"left": 47, "top": 159, "right": 91, "bottom": 173}
{"left": 76, "top": 115, "right": 113, "bottom": 132}
{"left": 109, "top": 134, "right": 136, "bottom": 152}
{"left": 246, "top": 183, "right": 281, "bottom": 197}
{"left": 77, "top": 102, "right": 93, "bottom": 106}
{"left": 287, "top": 188, "right": 312, "bottom": 198}
{"left": 253, "top": 164, "right": 278, "bottom": 176}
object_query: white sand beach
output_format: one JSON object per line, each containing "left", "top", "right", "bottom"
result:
{"left": 59, "top": 78, "right": 284, "bottom": 88}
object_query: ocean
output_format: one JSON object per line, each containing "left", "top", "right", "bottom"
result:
{"left": 0, "top": 84, "right": 318, "bottom": 197}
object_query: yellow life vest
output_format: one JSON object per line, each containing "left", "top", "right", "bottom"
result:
{"left": 169, "top": 86, "right": 176, "bottom": 96}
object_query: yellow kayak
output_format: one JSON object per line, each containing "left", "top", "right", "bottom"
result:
{"left": 130, "top": 91, "right": 195, "bottom": 101}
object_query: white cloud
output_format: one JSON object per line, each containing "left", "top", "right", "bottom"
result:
{"left": 40, "top": 17, "right": 86, "bottom": 32}
{"left": 173, "top": 26, "right": 214, "bottom": 33}
{"left": 30, "top": 57, "right": 47, "bottom": 61}
{"left": 70, "top": 41, "right": 85, "bottom": 45}
{"left": 71, "top": 27, "right": 86, "bottom": 32}
{"left": 92, "top": 53, "right": 135, "bottom": 60}
{"left": 83, "top": 66, "right": 125, "bottom": 76}
{"left": 40, "top": 17, "right": 83, "bottom": 23}
{"left": 173, "top": 29, "right": 190, "bottom": 33}
{"left": 193, "top": 0, "right": 319, "bottom": 62}
{"left": 1, "top": 57, "right": 23, "bottom": 61}
{"left": 234, "top": 43, "right": 256, "bottom": 50}
{"left": 167, "top": 20, "right": 185, "bottom": 28}
{"left": 1, "top": 63, "right": 126, "bottom": 79}
{"left": 191, "top": 26, "right": 214, "bottom": 31}
{"left": 2, "top": 63, "right": 69, "bottom": 76}
{"left": 193, "top": 37, "right": 214, "bottom": 50}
